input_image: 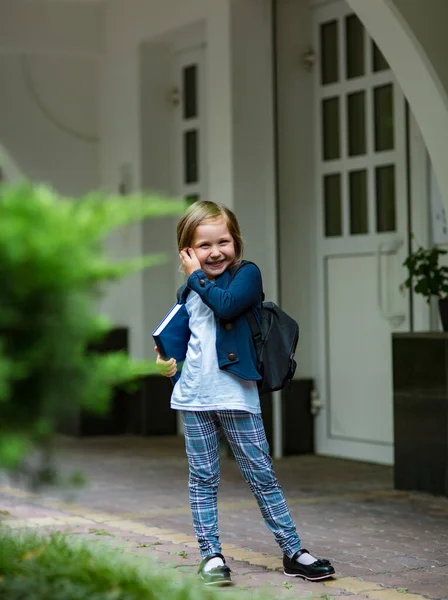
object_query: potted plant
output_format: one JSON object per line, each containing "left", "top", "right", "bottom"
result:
{"left": 402, "top": 243, "right": 448, "bottom": 330}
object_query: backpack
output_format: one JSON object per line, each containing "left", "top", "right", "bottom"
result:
{"left": 232, "top": 262, "right": 299, "bottom": 395}
{"left": 176, "top": 261, "right": 299, "bottom": 395}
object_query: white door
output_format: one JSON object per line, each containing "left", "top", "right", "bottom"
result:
{"left": 312, "top": 0, "right": 427, "bottom": 464}
{"left": 171, "top": 44, "right": 207, "bottom": 434}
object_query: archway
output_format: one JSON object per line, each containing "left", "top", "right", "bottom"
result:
{"left": 347, "top": 0, "right": 448, "bottom": 210}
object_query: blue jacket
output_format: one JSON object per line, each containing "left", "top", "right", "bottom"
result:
{"left": 176, "top": 260, "right": 263, "bottom": 382}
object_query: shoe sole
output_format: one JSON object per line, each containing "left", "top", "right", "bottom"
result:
{"left": 200, "top": 574, "right": 232, "bottom": 586}
{"left": 283, "top": 570, "right": 335, "bottom": 582}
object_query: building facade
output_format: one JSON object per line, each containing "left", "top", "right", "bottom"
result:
{"left": 2, "top": 0, "right": 448, "bottom": 465}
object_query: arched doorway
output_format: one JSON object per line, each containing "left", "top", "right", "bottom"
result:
{"left": 346, "top": 0, "right": 448, "bottom": 213}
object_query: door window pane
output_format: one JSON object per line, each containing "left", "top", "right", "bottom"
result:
{"left": 324, "top": 174, "right": 342, "bottom": 237}
{"left": 347, "top": 91, "right": 366, "bottom": 156}
{"left": 346, "top": 14, "right": 364, "bottom": 79}
{"left": 184, "top": 130, "right": 199, "bottom": 184}
{"left": 372, "top": 41, "right": 389, "bottom": 72}
{"left": 183, "top": 65, "right": 198, "bottom": 119}
{"left": 376, "top": 165, "right": 396, "bottom": 232}
{"left": 322, "top": 97, "right": 340, "bottom": 161}
{"left": 349, "top": 170, "right": 368, "bottom": 234}
{"left": 320, "top": 20, "right": 339, "bottom": 85}
{"left": 374, "top": 84, "right": 394, "bottom": 152}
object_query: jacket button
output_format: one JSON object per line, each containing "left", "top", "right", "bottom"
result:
{"left": 228, "top": 352, "right": 236, "bottom": 361}
{"left": 225, "top": 323, "right": 233, "bottom": 330}
{"left": 199, "top": 279, "right": 205, "bottom": 287}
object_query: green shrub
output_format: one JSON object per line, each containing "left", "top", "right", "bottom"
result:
{"left": 0, "top": 181, "right": 184, "bottom": 484}
{"left": 0, "top": 530, "right": 269, "bottom": 600}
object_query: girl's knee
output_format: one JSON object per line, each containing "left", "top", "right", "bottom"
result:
{"left": 248, "top": 477, "right": 281, "bottom": 494}
{"left": 189, "top": 470, "right": 220, "bottom": 488}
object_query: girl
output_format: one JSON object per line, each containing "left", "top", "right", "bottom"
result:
{"left": 155, "top": 201, "right": 334, "bottom": 586}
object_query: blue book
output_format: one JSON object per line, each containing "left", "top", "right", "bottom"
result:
{"left": 152, "top": 303, "right": 190, "bottom": 363}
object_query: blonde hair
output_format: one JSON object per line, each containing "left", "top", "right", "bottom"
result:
{"left": 177, "top": 201, "right": 244, "bottom": 267}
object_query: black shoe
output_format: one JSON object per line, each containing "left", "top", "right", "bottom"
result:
{"left": 283, "top": 549, "right": 335, "bottom": 581}
{"left": 198, "top": 553, "right": 232, "bottom": 586}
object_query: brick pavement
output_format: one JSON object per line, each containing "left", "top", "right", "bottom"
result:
{"left": 1, "top": 436, "right": 447, "bottom": 600}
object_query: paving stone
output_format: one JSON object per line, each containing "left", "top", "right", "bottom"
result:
{"left": 1, "top": 436, "right": 448, "bottom": 599}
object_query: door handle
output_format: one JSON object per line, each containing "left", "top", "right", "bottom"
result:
{"left": 377, "top": 239, "right": 406, "bottom": 327}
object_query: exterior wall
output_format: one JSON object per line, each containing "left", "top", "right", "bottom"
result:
{"left": 230, "top": 0, "right": 277, "bottom": 302}
{"left": 99, "top": 0, "right": 233, "bottom": 201}
{"left": 0, "top": 0, "right": 278, "bottom": 362}
{"left": 0, "top": 1, "right": 102, "bottom": 195}
{"left": 275, "top": 0, "right": 316, "bottom": 378}
{"left": 0, "top": 143, "right": 24, "bottom": 182}
{"left": 0, "top": 0, "right": 104, "bottom": 57}
{"left": 100, "top": 0, "right": 277, "bottom": 361}
{"left": 0, "top": 54, "right": 99, "bottom": 196}
{"left": 99, "top": 0, "right": 234, "bottom": 359}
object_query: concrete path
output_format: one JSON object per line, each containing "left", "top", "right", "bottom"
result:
{"left": 1, "top": 436, "right": 447, "bottom": 599}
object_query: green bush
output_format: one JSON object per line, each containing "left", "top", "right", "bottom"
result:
{"left": 0, "top": 530, "right": 269, "bottom": 600}
{"left": 0, "top": 181, "right": 183, "bottom": 484}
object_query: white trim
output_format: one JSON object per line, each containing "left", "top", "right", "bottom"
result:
{"left": 319, "top": 70, "right": 395, "bottom": 99}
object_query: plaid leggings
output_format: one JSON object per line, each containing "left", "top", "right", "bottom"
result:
{"left": 181, "top": 410, "right": 302, "bottom": 558}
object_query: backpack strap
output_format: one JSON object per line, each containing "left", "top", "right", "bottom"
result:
{"left": 244, "top": 309, "right": 263, "bottom": 349}
{"left": 176, "top": 283, "right": 189, "bottom": 303}
{"left": 231, "top": 261, "right": 263, "bottom": 344}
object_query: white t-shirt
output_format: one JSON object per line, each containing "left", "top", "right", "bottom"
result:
{"left": 171, "top": 291, "right": 261, "bottom": 414}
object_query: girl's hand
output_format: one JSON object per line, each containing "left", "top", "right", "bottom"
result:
{"left": 154, "top": 346, "right": 177, "bottom": 377}
{"left": 180, "top": 248, "right": 202, "bottom": 277}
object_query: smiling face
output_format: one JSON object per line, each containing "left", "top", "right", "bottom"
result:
{"left": 191, "top": 217, "right": 236, "bottom": 280}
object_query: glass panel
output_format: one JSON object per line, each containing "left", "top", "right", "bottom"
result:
{"left": 184, "top": 130, "right": 199, "bottom": 184}
{"left": 372, "top": 41, "right": 389, "bottom": 72}
{"left": 346, "top": 14, "right": 364, "bottom": 79}
{"left": 349, "top": 170, "right": 368, "bottom": 234}
{"left": 347, "top": 91, "right": 366, "bottom": 156}
{"left": 183, "top": 65, "right": 198, "bottom": 119}
{"left": 376, "top": 165, "right": 396, "bottom": 232}
{"left": 374, "top": 84, "right": 394, "bottom": 152}
{"left": 324, "top": 174, "right": 342, "bottom": 237}
{"left": 320, "top": 20, "right": 339, "bottom": 85}
{"left": 322, "top": 97, "right": 340, "bottom": 161}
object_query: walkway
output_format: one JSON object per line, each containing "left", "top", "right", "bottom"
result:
{"left": 1, "top": 436, "right": 447, "bottom": 599}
